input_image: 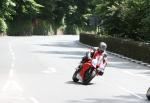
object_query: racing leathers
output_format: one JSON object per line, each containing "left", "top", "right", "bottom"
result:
{"left": 78, "top": 47, "right": 107, "bottom": 76}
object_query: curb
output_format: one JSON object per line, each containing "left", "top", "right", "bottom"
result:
{"left": 76, "top": 41, "right": 150, "bottom": 68}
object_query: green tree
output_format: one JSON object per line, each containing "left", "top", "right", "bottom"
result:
{"left": 7, "top": 0, "right": 43, "bottom": 35}
{"left": 64, "top": 0, "right": 95, "bottom": 34}
{"left": 93, "top": 0, "right": 150, "bottom": 41}
{"left": 0, "top": 0, "right": 16, "bottom": 33}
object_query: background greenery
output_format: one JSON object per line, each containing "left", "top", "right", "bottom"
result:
{"left": 0, "top": 0, "right": 149, "bottom": 41}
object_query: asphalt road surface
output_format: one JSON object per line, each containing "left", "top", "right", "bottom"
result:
{"left": 0, "top": 35, "right": 150, "bottom": 103}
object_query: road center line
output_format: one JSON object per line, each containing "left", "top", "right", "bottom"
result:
{"left": 9, "top": 69, "right": 14, "bottom": 78}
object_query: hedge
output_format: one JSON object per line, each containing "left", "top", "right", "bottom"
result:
{"left": 80, "top": 33, "right": 150, "bottom": 64}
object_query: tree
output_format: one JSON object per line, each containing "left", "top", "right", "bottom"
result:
{"left": 64, "top": 0, "right": 95, "bottom": 34}
{"left": 7, "top": 0, "right": 43, "bottom": 36}
{"left": 93, "top": 0, "right": 150, "bottom": 41}
{"left": 0, "top": 0, "right": 16, "bottom": 33}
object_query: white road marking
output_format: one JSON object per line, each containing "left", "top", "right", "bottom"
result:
{"left": 2, "top": 80, "right": 24, "bottom": 92}
{"left": 48, "top": 67, "right": 56, "bottom": 73}
{"left": 8, "top": 42, "right": 12, "bottom": 49}
{"left": 122, "top": 71, "right": 135, "bottom": 76}
{"left": 9, "top": 69, "right": 14, "bottom": 78}
{"left": 11, "top": 52, "right": 15, "bottom": 56}
{"left": 29, "top": 97, "right": 39, "bottom": 103}
{"left": 42, "top": 67, "right": 56, "bottom": 74}
{"left": 0, "top": 95, "right": 26, "bottom": 101}
{"left": 118, "top": 86, "right": 144, "bottom": 99}
{"left": 12, "top": 56, "right": 16, "bottom": 61}
{"left": 42, "top": 70, "right": 51, "bottom": 74}
{"left": 122, "top": 70, "right": 149, "bottom": 80}
{"left": 101, "top": 76, "right": 144, "bottom": 100}
{"left": 8, "top": 42, "right": 16, "bottom": 69}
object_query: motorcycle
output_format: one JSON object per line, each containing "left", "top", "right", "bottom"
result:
{"left": 146, "top": 87, "right": 150, "bottom": 100}
{"left": 72, "top": 55, "right": 105, "bottom": 85}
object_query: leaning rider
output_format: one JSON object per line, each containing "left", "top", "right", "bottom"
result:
{"left": 76, "top": 42, "right": 108, "bottom": 80}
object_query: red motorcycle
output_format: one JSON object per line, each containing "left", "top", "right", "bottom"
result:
{"left": 72, "top": 55, "right": 105, "bottom": 85}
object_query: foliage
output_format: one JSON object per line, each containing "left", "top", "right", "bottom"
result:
{"left": 92, "top": 0, "right": 150, "bottom": 41}
{"left": 0, "top": 0, "right": 150, "bottom": 39}
{"left": 64, "top": 0, "right": 95, "bottom": 34}
{"left": 0, "top": 18, "right": 7, "bottom": 32}
{"left": 14, "top": 0, "right": 43, "bottom": 19}
{"left": 0, "top": 0, "right": 16, "bottom": 19}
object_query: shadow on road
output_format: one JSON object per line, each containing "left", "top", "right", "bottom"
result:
{"left": 34, "top": 41, "right": 87, "bottom": 49}
{"left": 67, "top": 94, "right": 149, "bottom": 103}
{"left": 65, "top": 81, "right": 95, "bottom": 86}
{"left": 34, "top": 50, "right": 84, "bottom": 56}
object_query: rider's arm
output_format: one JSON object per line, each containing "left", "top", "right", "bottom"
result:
{"left": 103, "top": 53, "right": 107, "bottom": 66}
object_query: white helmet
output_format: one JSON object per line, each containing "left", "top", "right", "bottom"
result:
{"left": 99, "top": 42, "right": 107, "bottom": 51}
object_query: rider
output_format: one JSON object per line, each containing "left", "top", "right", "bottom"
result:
{"left": 76, "top": 42, "right": 107, "bottom": 80}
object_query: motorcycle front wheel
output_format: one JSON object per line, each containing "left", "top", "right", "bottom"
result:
{"left": 82, "top": 68, "right": 95, "bottom": 85}
{"left": 72, "top": 69, "right": 80, "bottom": 82}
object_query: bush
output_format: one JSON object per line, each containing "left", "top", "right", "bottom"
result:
{"left": 80, "top": 33, "right": 150, "bottom": 64}
{"left": 0, "top": 18, "right": 7, "bottom": 33}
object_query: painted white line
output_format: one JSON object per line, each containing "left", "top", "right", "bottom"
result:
{"left": 42, "top": 70, "right": 51, "bottom": 74}
{"left": 122, "top": 71, "right": 135, "bottom": 76}
{"left": 9, "top": 69, "right": 14, "bottom": 78}
{"left": 2, "top": 80, "right": 24, "bottom": 92}
{"left": 122, "top": 70, "right": 148, "bottom": 80}
{"left": 136, "top": 74, "right": 147, "bottom": 78}
{"left": 9, "top": 42, "right": 16, "bottom": 69}
{"left": 11, "top": 52, "right": 15, "bottom": 56}
{"left": 0, "top": 96, "right": 26, "bottom": 100}
{"left": 11, "top": 62, "right": 15, "bottom": 69}
{"left": 12, "top": 56, "right": 16, "bottom": 61}
{"left": 8, "top": 42, "right": 12, "bottom": 49}
{"left": 29, "top": 97, "right": 39, "bottom": 103}
{"left": 48, "top": 67, "right": 56, "bottom": 73}
{"left": 118, "top": 86, "right": 144, "bottom": 99}
{"left": 42, "top": 67, "right": 56, "bottom": 74}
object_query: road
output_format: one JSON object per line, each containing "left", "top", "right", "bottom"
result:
{"left": 0, "top": 35, "right": 149, "bottom": 103}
